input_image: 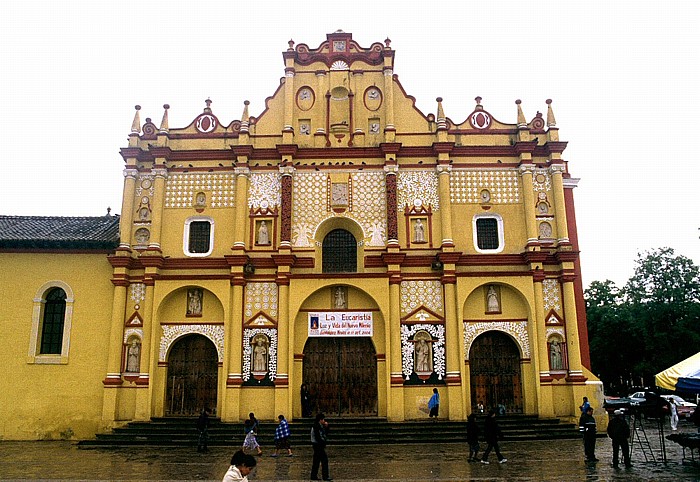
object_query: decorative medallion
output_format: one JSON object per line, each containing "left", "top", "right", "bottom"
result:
{"left": 469, "top": 111, "right": 491, "bottom": 130}
{"left": 195, "top": 114, "right": 217, "bottom": 133}
{"left": 330, "top": 60, "right": 349, "bottom": 71}
{"left": 332, "top": 40, "right": 346, "bottom": 52}
{"left": 296, "top": 87, "right": 315, "bottom": 111}
{"left": 364, "top": 87, "right": 382, "bottom": 111}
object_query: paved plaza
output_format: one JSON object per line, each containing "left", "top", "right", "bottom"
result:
{"left": 1, "top": 424, "right": 699, "bottom": 481}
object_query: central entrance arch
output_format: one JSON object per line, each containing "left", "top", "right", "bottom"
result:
{"left": 165, "top": 334, "right": 218, "bottom": 416}
{"left": 303, "top": 337, "right": 377, "bottom": 417}
{"left": 469, "top": 331, "right": 523, "bottom": 413}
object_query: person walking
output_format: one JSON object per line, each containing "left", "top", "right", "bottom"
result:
{"left": 669, "top": 398, "right": 679, "bottom": 431}
{"left": 271, "top": 414, "right": 293, "bottom": 457}
{"left": 428, "top": 388, "right": 440, "bottom": 422}
{"left": 481, "top": 409, "right": 507, "bottom": 464}
{"left": 607, "top": 409, "right": 631, "bottom": 468}
{"left": 196, "top": 408, "right": 211, "bottom": 453}
{"left": 579, "top": 405, "right": 598, "bottom": 461}
{"left": 310, "top": 413, "right": 332, "bottom": 481}
{"left": 242, "top": 413, "right": 263, "bottom": 456}
{"left": 222, "top": 450, "right": 257, "bottom": 482}
{"left": 466, "top": 413, "right": 481, "bottom": 462}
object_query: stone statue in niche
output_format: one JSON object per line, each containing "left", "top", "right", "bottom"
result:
{"left": 486, "top": 285, "right": 500, "bottom": 313}
{"left": 414, "top": 331, "right": 432, "bottom": 373}
{"left": 257, "top": 220, "right": 270, "bottom": 245}
{"left": 539, "top": 222, "right": 552, "bottom": 238}
{"left": 333, "top": 286, "right": 347, "bottom": 309}
{"left": 413, "top": 219, "right": 426, "bottom": 243}
{"left": 126, "top": 336, "right": 141, "bottom": 373}
{"left": 187, "top": 288, "right": 203, "bottom": 316}
{"left": 252, "top": 335, "right": 269, "bottom": 373}
{"left": 195, "top": 192, "right": 206, "bottom": 207}
{"left": 550, "top": 339, "right": 564, "bottom": 370}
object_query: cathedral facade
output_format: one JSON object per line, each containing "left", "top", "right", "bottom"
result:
{"left": 0, "top": 31, "right": 602, "bottom": 440}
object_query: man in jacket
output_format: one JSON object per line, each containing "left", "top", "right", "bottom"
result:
{"left": 607, "top": 409, "right": 631, "bottom": 468}
{"left": 579, "top": 405, "right": 598, "bottom": 461}
{"left": 310, "top": 413, "right": 332, "bottom": 481}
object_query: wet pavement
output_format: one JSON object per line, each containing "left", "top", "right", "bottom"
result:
{"left": 1, "top": 422, "right": 699, "bottom": 481}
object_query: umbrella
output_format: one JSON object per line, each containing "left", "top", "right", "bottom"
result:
{"left": 655, "top": 352, "right": 700, "bottom": 394}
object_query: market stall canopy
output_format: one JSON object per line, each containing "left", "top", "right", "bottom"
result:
{"left": 656, "top": 352, "right": 700, "bottom": 394}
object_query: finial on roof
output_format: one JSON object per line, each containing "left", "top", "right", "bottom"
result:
{"left": 130, "top": 105, "right": 141, "bottom": 133}
{"left": 546, "top": 99, "right": 557, "bottom": 127}
{"left": 288, "top": 39, "right": 295, "bottom": 50}
{"left": 384, "top": 37, "right": 391, "bottom": 48}
{"left": 474, "top": 96, "right": 483, "bottom": 110}
{"left": 107, "top": 207, "right": 111, "bottom": 216}
{"left": 240, "top": 100, "right": 250, "bottom": 133}
{"left": 204, "top": 98, "right": 212, "bottom": 113}
{"left": 436, "top": 97, "right": 447, "bottom": 130}
{"left": 515, "top": 99, "right": 527, "bottom": 127}
{"left": 159, "top": 104, "right": 170, "bottom": 133}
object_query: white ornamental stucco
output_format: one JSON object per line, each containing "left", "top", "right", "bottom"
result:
{"left": 165, "top": 173, "right": 236, "bottom": 208}
{"left": 242, "top": 328, "right": 278, "bottom": 381}
{"left": 244, "top": 282, "right": 279, "bottom": 319}
{"left": 463, "top": 321, "right": 531, "bottom": 359}
{"left": 542, "top": 279, "right": 562, "bottom": 313}
{"left": 248, "top": 172, "right": 281, "bottom": 209}
{"left": 400, "top": 323, "right": 446, "bottom": 380}
{"left": 450, "top": 169, "right": 521, "bottom": 204}
{"left": 397, "top": 171, "right": 439, "bottom": 209}
{"left": 400, "top": 280, "right": 444, "bottom": 315}
{"left": 159, "top": 324, "right": 225, "bottom": 362}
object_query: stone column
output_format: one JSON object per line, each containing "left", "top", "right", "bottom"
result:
{"left": 550, "top": 165, "right": 570, "bottom": 244}
{"left": 119, "top": 168, "right": 138, "bottom": 249}
{"left": 519, "top": 164, "right": 539, "bottom": 246}
{"left": 562, "top": 279, "right": 584, "bottom": 380}
{"left": 384, "top": 165, "right": 398, "bottom": 245}
{"left": 147, "top": 167, "right": 167, "bottom": 251}
{"left": 232, "top": 167, "right": 251, "bottom": 251}
{"left": 101, "top": 282, "right": 127, "bottom": 426}
{"left": 134, "top": 281, "right": 155, "bottom": 420}
{"left": 436, "top": 164, "right": 454, "bottom": 248}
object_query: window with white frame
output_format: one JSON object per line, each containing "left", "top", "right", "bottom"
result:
{"left": 184, "top": 217, "right": 214, "bottom": 257}
{"left": 473, "top": 214, "right": 504, "bottom": 253}
{"left": 28, "top": 280, "right": 75, "bottom": 364}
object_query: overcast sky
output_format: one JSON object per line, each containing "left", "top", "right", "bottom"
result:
{"left": 1, "top": 1, "right": 698, "bottom": 288}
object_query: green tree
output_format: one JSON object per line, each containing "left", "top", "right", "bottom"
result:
{"left": 585, "top": 248, "right": 700, "bottom": 394}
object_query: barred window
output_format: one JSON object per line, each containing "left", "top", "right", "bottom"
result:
{"left": 473, "top": 214, "right": 504, "bottom": 253}
{"left": 40, "top": 288, "right": 66, "bottom": 354}
{"left": 184, "top": 218, "right": 214, "bottom": 256}
{"left": 322, "top": 229, "right": 357, "bottom": 273}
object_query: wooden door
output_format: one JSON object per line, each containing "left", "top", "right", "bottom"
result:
{"left": 166, "top": 334, "right": 218, "bottom": 416}
{"left": 469, "top": 331, "right": 523, "bottom": 413}
{"left": 303, "top": 337, "right": 377, "bottom": 416}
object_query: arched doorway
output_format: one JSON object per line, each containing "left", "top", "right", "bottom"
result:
{"left": 303, "top": 337, "right": 377, "bottom": 416}
{"left": 469, "top": 331, "right": 523, "bottom": 413}
{"left": 166, "top": 334, "right": 218, "bottom": 416}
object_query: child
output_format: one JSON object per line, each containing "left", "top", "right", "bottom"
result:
{"left": 466, "top": 413, "right": 480, "bottom": 462}
{"left": 223, "top": 450, "right": 257, "bottom": 482}
{"left": 242, "top": 419, "right": 263, "bottom": 456}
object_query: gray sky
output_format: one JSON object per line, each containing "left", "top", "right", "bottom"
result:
{"left": 1, "top": 1, "right": 698, "bottom": 288}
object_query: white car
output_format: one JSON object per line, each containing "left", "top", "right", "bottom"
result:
{"left": 661, "top": 395, "right": 697, "bottom": 419}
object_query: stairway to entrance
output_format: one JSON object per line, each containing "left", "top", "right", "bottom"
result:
{"left": 78, "top": 415, "right": 579, "bottom": 448}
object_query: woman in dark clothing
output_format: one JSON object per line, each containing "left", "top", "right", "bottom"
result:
{"left": 466, "top": 413, "right": 480, "bottom": 462}
{"left": 310, "top": 413, "right": 331, "bottom": 481}
{"left": 301, "top": 384, "right": 312, "bottom": 417}
{"left": 481, "top": 409, "right": 507, "bottom": 464}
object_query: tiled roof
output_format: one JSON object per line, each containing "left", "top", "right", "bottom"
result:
{"left": 0, "top": 215, "right": 120, "bottom": 250}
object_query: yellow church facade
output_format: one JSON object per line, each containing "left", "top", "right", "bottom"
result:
{"left": 0, "top": 31, "right": 602, "bottom": 440}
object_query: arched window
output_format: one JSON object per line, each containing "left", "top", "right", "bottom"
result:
{"left": 322, "top": 229, "right": 357, "bottom": 273}
{"left": 29, "top": 281, "right": 74, "bottom": 364}
{"left": 40, "top": 288, "right": 66, "bottom": 354}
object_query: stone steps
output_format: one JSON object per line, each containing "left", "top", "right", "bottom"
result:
{"left": 78, "top": 415, "right": 580, "bottom": 448}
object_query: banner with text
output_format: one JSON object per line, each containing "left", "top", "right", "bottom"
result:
{"left": 308, "top": 312, "right": 373, "bottom": 337}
